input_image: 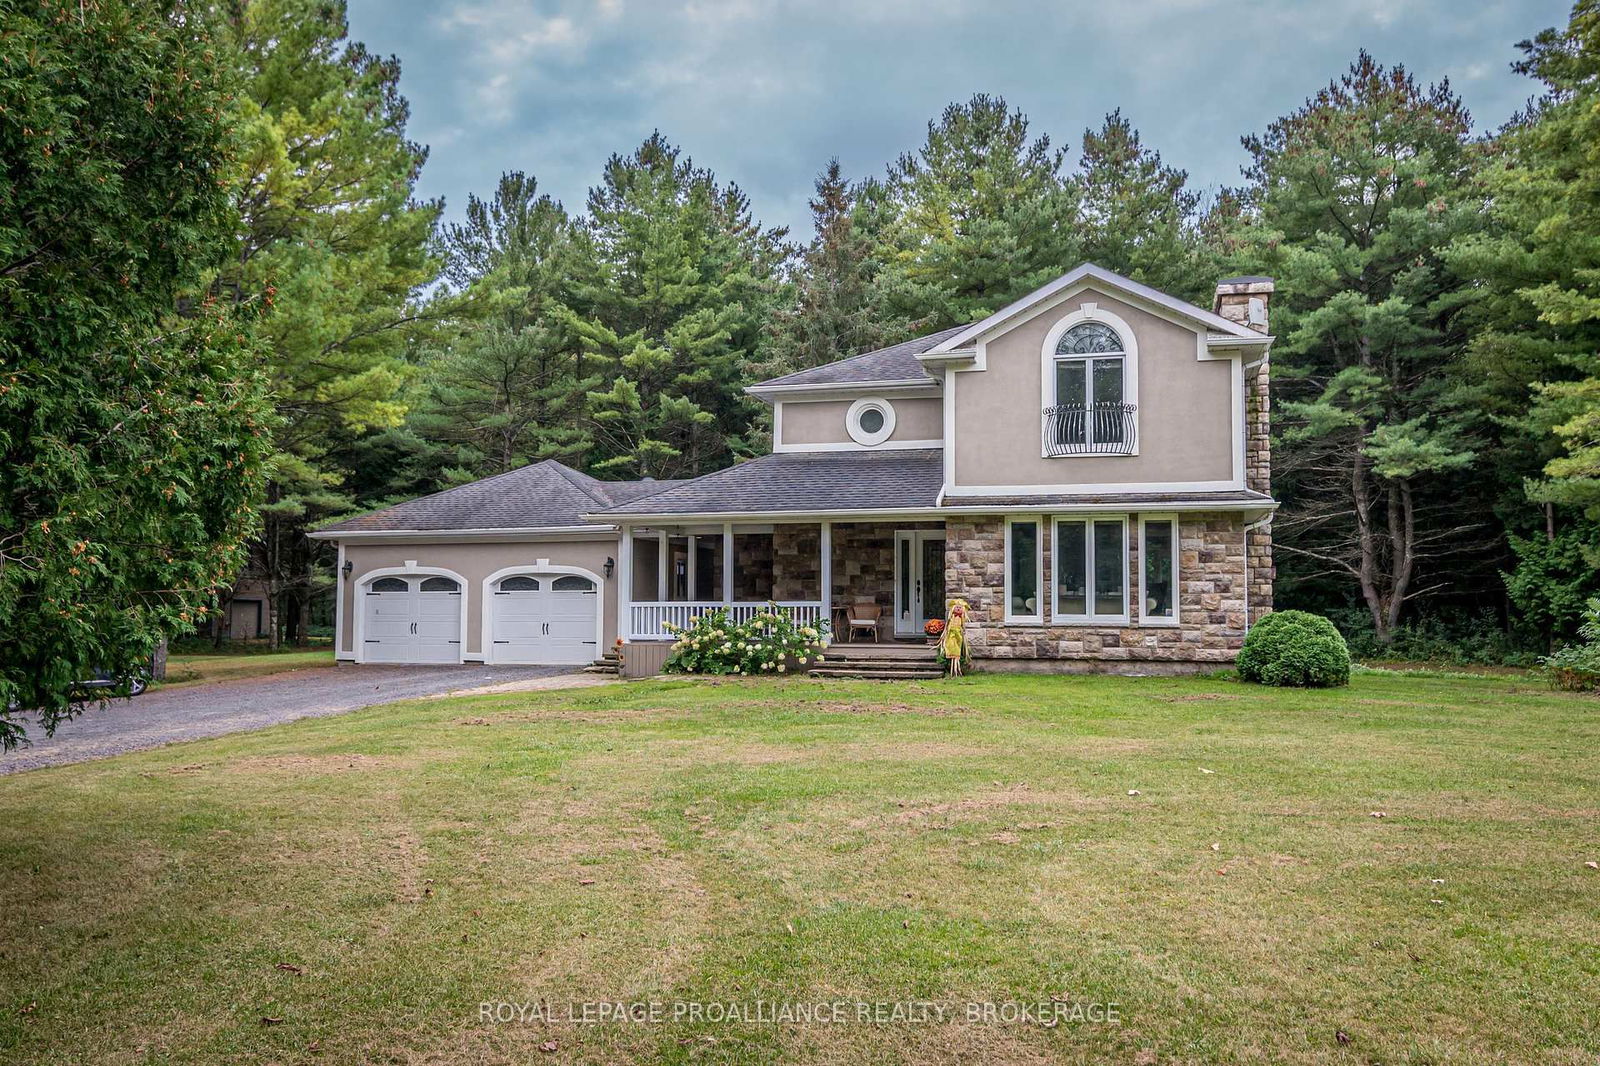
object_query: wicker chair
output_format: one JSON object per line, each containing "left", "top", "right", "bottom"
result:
{"left": 846, "top": 602, "right": 881, "bottom": 643}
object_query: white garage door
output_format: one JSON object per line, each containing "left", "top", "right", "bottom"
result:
{"left": 361, "top": 575, "right": 463, "bottom": 663}
{"left": 489, "top": 574, "right": 599, "bottom": 665}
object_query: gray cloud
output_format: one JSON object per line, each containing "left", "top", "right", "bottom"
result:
{"left": 349, "top": 0, "right": 1568, "bottom": 238}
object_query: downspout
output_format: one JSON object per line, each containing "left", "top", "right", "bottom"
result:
{"left": 1242, "top": 512, "right": 1273, "bottom": 632}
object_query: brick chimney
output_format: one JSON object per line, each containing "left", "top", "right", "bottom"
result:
{"left": 1214, "top": 276, "right": 1275, "bottom": 625}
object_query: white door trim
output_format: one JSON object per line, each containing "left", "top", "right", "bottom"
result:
{"left": 482, "top": 564, "right": 606, "bottom": 664}
{"left": 892, "top": 530, "right": 947, "bottom": 637}
{"left": 354, "top": 565, "right": 468, "bottom": 665}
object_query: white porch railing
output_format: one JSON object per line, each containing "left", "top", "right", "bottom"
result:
{"left": 628, "top": 601, "right": 825, "bottom": 640}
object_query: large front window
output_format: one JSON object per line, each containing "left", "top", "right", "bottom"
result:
{"left": 1053, "top": 517, "right": 1128, "bottom": 622}
{"left": 1046, "top": 322, "right": 1135, "bottom": 455}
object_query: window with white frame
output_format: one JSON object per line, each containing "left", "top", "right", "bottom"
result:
{"left": 1005, "top": 518, "right": 1042, "bottom": 622}
{"left": 1053, "top": 517, "right": 1128, "bottom": 622}
{"left": 1139, "top": 516, "right": 1179, "bottom": 625}
{"left": 1046, "top": 322, "right": 1133, "bottom": 455}
{"left": 846, "top": 396, "right": 896, "bottom": 447}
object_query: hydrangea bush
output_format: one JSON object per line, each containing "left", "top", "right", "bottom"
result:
{"left": 661, "top": 604, "right": 829, "bottom": 676}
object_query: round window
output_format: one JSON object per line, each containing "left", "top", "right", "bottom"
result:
{"left": 846, "top": 397, "right": 896, "bottom": 446}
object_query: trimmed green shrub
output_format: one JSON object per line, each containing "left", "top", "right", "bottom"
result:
{"left": 1238, "top": 610, "right": 1351, "bottom": 687}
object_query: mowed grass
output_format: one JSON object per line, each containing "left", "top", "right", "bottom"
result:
{"left": 0, "top": 672, "right": 1596, "bottom": 1064}
{"left": 164, "top": 649, "right": 334, "bottom": 686}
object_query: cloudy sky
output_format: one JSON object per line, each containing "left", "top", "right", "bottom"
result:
{"left": 345, "top": 0, "right": 1569, "bottom": 239}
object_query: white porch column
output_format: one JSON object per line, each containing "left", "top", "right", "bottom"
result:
{"left": 819, "top": 520, "right": 832, "bottom": 610}
{"left": 618, "top": 525, "right": 633, "bottom": 639}
{"left": 657, "top": 532, "right": 668, "bottom": 602}
{"left": 686, "top": 535, "right": 697, "bottom": 600}
{"left": 722, "top": 522, "right": 734, "bottom": 607}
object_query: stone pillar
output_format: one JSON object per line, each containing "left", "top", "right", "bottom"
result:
{"left": 1215, "top": 276, "right": 1275, "bottom": 625}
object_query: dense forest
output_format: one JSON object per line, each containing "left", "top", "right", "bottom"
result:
{"left": 6, "top": 0, "right": 1600, "bottom": 731}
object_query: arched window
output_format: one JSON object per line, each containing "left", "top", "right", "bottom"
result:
{"left": 419, "top": 576, "right": 460, "bottom": 593}
{"left": 369, "top": 577, "right": 409, "bottom": 593}
{"left": 498, "top": 575, "right": 540, "bottom": 592}
{"left": 551, "top": 575, "right": 595, "bottom": 592}
{"left": 1050, "top": 322, "right": 1129, "bottom": 451}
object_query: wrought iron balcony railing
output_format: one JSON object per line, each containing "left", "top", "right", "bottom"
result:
{"left": 1042, "top": 403, "right": 1138, "bottom": 456}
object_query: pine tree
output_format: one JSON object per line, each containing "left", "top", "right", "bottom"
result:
{"left": 1074, "top": 111, "right": 1211, "bottom": 303}
{"left": 761, "top": 160, "right": 903, "bottom": 380}
{"left": 413, "top": 172, "right": 598, "bottom": 478}
{"left": 572, "top": 134, "right": 787, "bottom": 478}
{"left": 210, "top": 0, "right": 442, "bottom": 645}
{"left": 1240, "top": 52, "right": 1483, "bottom": 642}
{"left": 865, "top": 94, "right": 1079, "bottom": 328}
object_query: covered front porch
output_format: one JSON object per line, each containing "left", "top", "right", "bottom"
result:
{"left": 619, "top": 520, "right": 947, "bottom": 642}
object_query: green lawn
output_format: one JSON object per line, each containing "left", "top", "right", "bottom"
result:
{"left": 163, "top": 649, "right": 334, "bottom": 686}
{"left": 1, "top": 672, "right": 1596, "bottom": 1064}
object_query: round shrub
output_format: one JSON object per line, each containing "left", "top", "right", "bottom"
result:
{"left": 1237, "top": 610, "right": 1351, "bottom": 687}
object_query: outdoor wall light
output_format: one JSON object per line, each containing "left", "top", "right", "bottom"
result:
{"left": 604, "top": 556, "right": 615, "bottom": 579}
{"left": 341, "top": 560, "right": 353, "bottom": 580}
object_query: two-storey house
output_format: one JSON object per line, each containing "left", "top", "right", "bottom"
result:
{"left": 313, "top": 265, "right": 1277, "bottom": 674}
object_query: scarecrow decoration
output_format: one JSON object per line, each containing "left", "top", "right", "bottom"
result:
{"left": 939, "top": 598, "right": 970, "bottom": 676}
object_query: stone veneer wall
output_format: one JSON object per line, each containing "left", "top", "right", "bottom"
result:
{"left": 771, "top": 525, "right": 821, "bottom": 601}
{"left": 762, "top": 522, "right": 945, "bottom": 640}
{"left": 946, "top": 513, "right": 1252, "bottom": 671}
{"left": 1244, "top": 360, "right": 1275, "bottom": 625}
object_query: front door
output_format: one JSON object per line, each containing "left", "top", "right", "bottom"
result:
{"left": 893, "top": 531, "right": 947, "bottom": 637}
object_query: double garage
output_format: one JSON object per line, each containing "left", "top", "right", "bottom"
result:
{"left": 335, "top": 538, "right": 619, "bottom": 667}
{"left": 356, "top": 568, "right": 602, "bottom": 665}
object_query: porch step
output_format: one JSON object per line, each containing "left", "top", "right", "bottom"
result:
{"left": 810, "top": 643, "right": 943, "bottom": 680}
{"left": 583, "top": 650, "right": 621, "bottom": 676}
{"left": 809, "top": 666, "right": 944, "bottom": 680}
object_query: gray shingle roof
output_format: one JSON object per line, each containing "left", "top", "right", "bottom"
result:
{"left": 317, "top": 461, "right": 684, "bottom": 533}
{"left": 598, "top": 449, "right": 946, "bottom": 516}
{"left": 750, "top": 325, "right": 966, "bottom": 390}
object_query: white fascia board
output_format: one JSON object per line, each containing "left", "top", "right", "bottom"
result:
{"left": 926, "top": 263, "right": 1262, "bottom": 355}
{"left": 310, "top": 525, "right": 619, "bottom": 543}
{"left": 744, "top": 379, "right": 939, "bottom": 402}
{"left": 589, "top": 499, "right": 1278, "bottom": 523}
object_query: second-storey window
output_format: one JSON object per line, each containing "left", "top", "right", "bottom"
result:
{"left": 1053, "top": 517, "right": 1128, "bottom": 622}
{"left": 1048, "top": 322, "right": 1131, "bottom": 454}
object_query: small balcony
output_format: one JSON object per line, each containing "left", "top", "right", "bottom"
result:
{"left": 1042, "top": 403, "right": 1138, "bottom": 457}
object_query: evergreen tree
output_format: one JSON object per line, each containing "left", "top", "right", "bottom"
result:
{"left": 1239, "top": 53, "right": 1483, "bottom": 642}
{"left": 1, "top": 0, "right": 273, "bottom": 742}
{"left": 761, "top": 160, "right": 902, "bottom": 380}
{"left": 865, "top": 94, "right": 1079, "bottom": 328}
{"left": 1074, "top": 111, "right": 1212, "bottom": 303}
{"left": 1454, "top": 1, "right": 1600, "bottom": 519}
{"left": 571, "top": 133, "right": 787, "bottom": 478}
{"left": 414, "top": 172, "right": 597, "bottom": 478}
{"left": 210, "top": 0, "right": 442, "bottom": 644}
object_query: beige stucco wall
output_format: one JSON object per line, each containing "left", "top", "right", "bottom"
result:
{"left": 952, "top": 288, "right": 1236, "bottom": 487}
{"left": 336, "top": 534, "right": 620, "bottom": 660}
{"left": 778, "top": 397, "right": 943, "bottom": 447}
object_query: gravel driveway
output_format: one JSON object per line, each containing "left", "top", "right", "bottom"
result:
{"left": 1, "top": 664, "right": 579, "bottom": 775}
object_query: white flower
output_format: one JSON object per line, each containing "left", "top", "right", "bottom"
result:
{"left": 777, "top": 663, "right": 787, "bottom": 673}
{"left": 797, "top": 657, "right": 808, "bottom": 666}
{"left": 815, "top": 654, "right": 826, "bottom": 663}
